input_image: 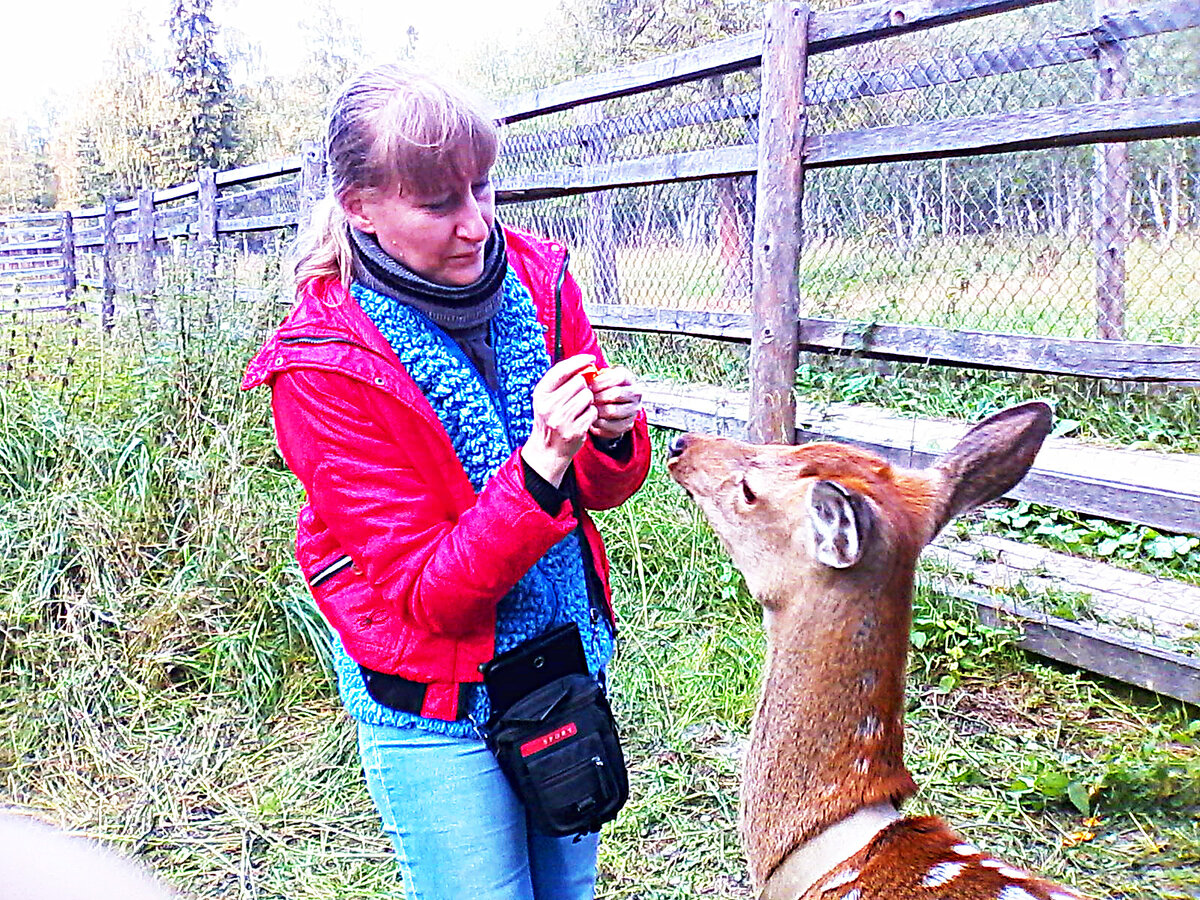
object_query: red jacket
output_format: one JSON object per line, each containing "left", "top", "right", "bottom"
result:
{"left": 242, "top": 226, "right": 651, "bottom": 719}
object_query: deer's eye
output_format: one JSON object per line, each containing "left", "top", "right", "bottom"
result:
{"left": 741, "top": 477, "right": 757, "bottom": 504}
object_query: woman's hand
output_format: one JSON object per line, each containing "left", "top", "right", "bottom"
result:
{"left": 522, "top": 355, "right": 599, "bottom": 488}
{"left": 588, "top": 366, "right": 642, "bottom": 441}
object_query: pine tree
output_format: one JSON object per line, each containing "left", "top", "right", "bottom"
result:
{"left": 75, "top": 126, "right": 114, "bottom": 206}
{"left": 168, "top": 0, "right": 243, "bottom": 182}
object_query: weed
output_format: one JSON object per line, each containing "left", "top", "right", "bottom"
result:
{"left": 909, "top": 576, "right": 1021, "bottom": 691}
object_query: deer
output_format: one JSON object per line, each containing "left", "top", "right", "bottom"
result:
{"left": 667, "top": 401, "right": 1089, "bottom": 900}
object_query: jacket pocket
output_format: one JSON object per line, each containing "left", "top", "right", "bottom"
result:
{"left": 309, "top": 554, "right": 353, "bottom": 589}
{"left": 304, "top": 553, "right": 389, "bottom": 629}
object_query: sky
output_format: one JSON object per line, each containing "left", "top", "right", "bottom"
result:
{"left": 1, "top": 0, "right": 561, "bottom": 123}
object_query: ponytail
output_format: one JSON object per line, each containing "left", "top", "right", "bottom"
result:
{"left": 293, "top": 195, "right": 354, "bottom": 294}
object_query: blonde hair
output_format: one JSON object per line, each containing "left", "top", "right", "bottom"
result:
{"left": 294, "top": 64, "right": 500, "bottom": 290}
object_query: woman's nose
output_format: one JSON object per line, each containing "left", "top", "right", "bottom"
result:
{"left": 457, "top": 198, "right": 490, "bottom": 242}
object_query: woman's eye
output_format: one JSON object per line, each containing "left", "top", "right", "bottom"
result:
{"left": 472, "top": 179, "right": 492, "bottom": 196}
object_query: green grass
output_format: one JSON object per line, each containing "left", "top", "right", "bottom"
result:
{"left": 1, "top": 265, "right": 1197, "bottom": 899}
{"left": 797, "top": 232, "right": 1200, "bottom": 343}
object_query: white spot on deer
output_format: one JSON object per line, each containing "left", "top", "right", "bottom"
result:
{"left": 857, "top": 669, "right": 877, "bottom": 692}
{"left": 998, "top": 887, "right": 1039, "bottom": 900}
{"left": 921, "top": 861, "right": 965, "bottom": 887}
{"left": 980, "top": 858, "right": 1005, "bottom": 868}
{"left": 819, "top": 868, "right": 859, "bottom": 891}
{"left": 999, "top": 866, "right": 1029, "bottom": 880}
{"left": 844, "top": 890, "right": 861, "bottom": 900}
{"left": 857, "top": 713, "right": 882, "bottom": 740}
{"left": 951, "top": 843, "right": 979, "bottom": 856}
{"left": 853, "top": 757, "right": 870, "bottom": 774}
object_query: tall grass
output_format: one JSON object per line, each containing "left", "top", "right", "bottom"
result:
{"left": 0, "top": 271, "right": 1196, "bottom": 899}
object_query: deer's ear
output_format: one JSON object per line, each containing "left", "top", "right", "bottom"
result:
{"left": 931, "top": 401, "right": 1052, "bottom": 534}
{"left": 809, "top": 480, "right": 872, "bottom": 569}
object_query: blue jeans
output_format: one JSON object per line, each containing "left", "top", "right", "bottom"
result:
{"left": 358, "top": 720, "right": 600, "bottom": 900}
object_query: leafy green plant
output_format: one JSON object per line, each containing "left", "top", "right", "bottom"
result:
{"left": 1005, "top": 752, "right": 1099, "bottom": 815}
{"left": 985, "top": 500, "right": 1200, "bottom": 584}
{"left": 909, "top": 580, "right": 1020, "bottom": 691}
{"left": 1041, "top": 586, "right": 1096, "bottom": 622}
{"left": 1095, "top": 720, "right": 1200, "bottom": 814}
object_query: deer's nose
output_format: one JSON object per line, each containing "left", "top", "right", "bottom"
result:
{"left": 667, "top": 434, "right": 690, "bottom": 459}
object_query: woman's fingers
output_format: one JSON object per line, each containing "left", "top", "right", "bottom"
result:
{"left": 539, "top": 354, "right": 601, "bottom": 393}
{"left": 588, "top": 366, "right": 642, "bottom": 439}
{"left": 525, "top": 356, "right": 601, "bottom": 486}
{"left": 545, "top": 382, "right": 599, "bottom": 438}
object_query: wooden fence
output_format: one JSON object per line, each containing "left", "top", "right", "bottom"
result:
{"left": 0, "top": 147, "right": 324, "bottom": 324}
{"left": 1, "top": 0, "right": 1198, "bottom": 701}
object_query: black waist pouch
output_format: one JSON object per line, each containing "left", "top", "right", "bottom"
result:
{"left": 482, "top": 625, "right": 629, "bottom": 837}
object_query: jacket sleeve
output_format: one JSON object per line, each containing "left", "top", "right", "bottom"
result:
{"left": 271, "top": 369, "right": 578, "bottom": 637}
{"left": 555, "top": 267, "right": 652, "bottom": 511}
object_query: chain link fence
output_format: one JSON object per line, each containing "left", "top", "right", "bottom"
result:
{"left": 495, "top": 0, "right": 1200, "bottom": 344}
{"left": 498, "top": 75, "right": 761, "bottom": 312}
{"left": 493, "top": 0, "right": 1200, "bottom": 663}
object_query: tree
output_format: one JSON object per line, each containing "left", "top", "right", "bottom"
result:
{"left": 167, "top": 0, "right": 245, "bottom": 182}
{"left": 561, "top": 0, "right": 765, "bottom": 71}
{"left": 0, "top": 119, "right": 58, "bottom": 213}
{"left": 79, "top": 10, "right": 177, "bottom": 199}
{"left": 241, "top": 1, "right": 372, "bottom": 160}
{"left": 74, "top": 126, "right": 115, "bottom": 207}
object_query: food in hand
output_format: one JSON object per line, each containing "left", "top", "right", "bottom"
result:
{"left": 579, "top": 363, "right": 605, "bottom": 384}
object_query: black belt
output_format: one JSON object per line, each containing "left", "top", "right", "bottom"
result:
{"left": 359, "top": 666, "right": 478, "bottom": 720}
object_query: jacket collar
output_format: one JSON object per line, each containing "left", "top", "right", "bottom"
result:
{"left": 242, "top": 224, "right": 567, "bottom": 392}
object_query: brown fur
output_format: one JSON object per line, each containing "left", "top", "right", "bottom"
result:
{"left": 809, "top": 817, "right": 1079, "bottom": 899}
{"left": 667, "top": 403, "right": 1087, "bottom": 899}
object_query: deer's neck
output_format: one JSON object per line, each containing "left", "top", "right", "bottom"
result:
{"left": 740, "top": 572, "right": 919, "bottom": 890}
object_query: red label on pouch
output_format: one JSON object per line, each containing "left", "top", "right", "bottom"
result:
{"left": 520, "top": 722, "right": 578, "bottom": 757}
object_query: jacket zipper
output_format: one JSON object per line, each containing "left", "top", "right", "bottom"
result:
{"left": 279, "top": 335, "right": 352, "bottom": 346}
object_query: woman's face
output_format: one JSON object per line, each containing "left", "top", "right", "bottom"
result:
{"left": 345, "top": 165, "right": 496, "bottom": 287}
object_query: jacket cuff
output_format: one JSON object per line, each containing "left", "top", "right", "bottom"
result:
{"left": 591, "top": 431, "right": 632, "bottom": 461}
{"left": 522, "top": 456, "right": 569, "bottom": 515}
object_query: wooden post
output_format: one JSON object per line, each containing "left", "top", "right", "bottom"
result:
{"left": 580, "top": 105, "right": 621, "bottom": 305}
{"left": 136, "top": 187, "right": 157, "bottom": 325}
{"left": 60, "top": 211, "right": 77, "bottom": 301}
{"left": 197, "top": 167, "right": 218, "bottom": 291}
{"left": 298, "top": 140, "right": 326, "bottom": 231}
{"left": 1093, "top": 0, "right": 1130, "bottom": 340}
{"left": 101, "top": 197, "right": 116, "bottom": 332}
{"left": 749, "top": 0, "right": 809, "bottom": 445}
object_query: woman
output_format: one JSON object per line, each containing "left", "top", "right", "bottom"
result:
{"left": 242, "top": 64, "right": 651, "bottom": 900}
